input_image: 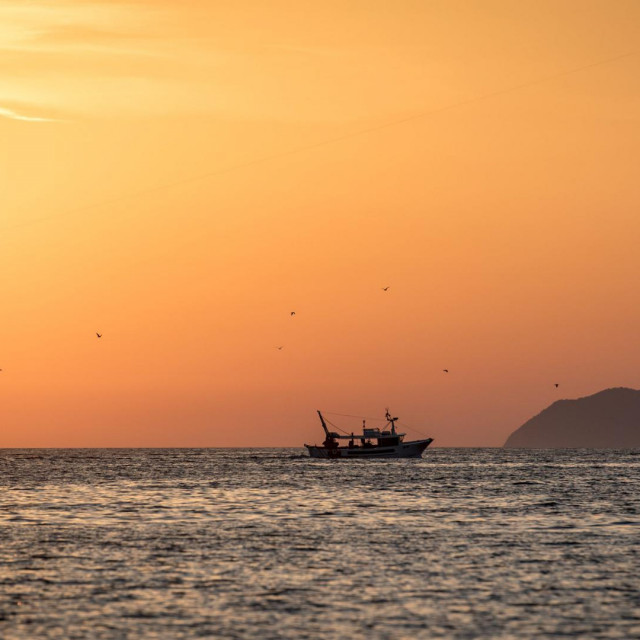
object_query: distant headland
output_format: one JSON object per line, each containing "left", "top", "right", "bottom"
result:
{"left": 504, "top": 387, "right": 640, "bottom": 448}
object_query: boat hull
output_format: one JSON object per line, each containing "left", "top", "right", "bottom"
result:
{"left": 305, "top": 438, "right": 433, "bottom": 459}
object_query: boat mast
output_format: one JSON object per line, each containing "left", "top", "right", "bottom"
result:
{"left": 385, "top": 408, "right": 398, "bottom": 435}
{"left": 317, "top": 410, "right": 330, "bottom": 438}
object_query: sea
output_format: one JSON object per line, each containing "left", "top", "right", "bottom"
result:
{"left": 0, "top": 448, "right": 639, "bottom": 639}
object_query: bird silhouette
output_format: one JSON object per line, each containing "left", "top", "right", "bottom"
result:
{"left": 290, "top": 312, "right": 296, "bottom": 316}
{"left": 554, "top": 383, "right": 559, "bottom": 388}
{"left": 443, "top": 369, "right": 449, "bottom": 373}
{"left": 96, "top": 333, "right": 102, "bottom": 338}
{"left": 382, "top": 287, "right": 390, "bottom": 291}
{"left": 276, "top": 346, "right": 284, "bottom": 350}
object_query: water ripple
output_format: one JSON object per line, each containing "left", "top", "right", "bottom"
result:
{"left": 0, "top": 448, "right": 639, "bottom": 639}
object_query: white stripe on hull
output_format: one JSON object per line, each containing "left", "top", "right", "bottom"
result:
{"left": 305, "top": 439, "right": 432, "bottom": 459}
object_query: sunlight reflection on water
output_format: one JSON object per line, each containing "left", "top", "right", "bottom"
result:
{"left": 1, "top": 448, "right": 639, "bottom": 639}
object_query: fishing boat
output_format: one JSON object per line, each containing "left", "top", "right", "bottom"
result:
{"left": 305, "top": 410, "right": 433, "bottom": 459}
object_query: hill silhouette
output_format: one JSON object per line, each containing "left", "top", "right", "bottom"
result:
{"left": 504, "top": 387, "right": 640, "bottom": 448}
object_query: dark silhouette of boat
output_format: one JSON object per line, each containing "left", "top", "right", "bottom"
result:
{"left": 305, "top": 410, "right": 433, "bottom": 459}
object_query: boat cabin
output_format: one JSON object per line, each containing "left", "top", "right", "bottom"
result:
{"left": 320, "top": 411, "right": 405, "bottom": 450}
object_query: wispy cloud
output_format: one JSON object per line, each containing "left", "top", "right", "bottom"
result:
{"left": 0, "top": 106, "right": 58, "bottom": 122}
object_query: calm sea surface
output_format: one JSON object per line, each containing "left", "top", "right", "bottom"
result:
{"left": 1, "top": 448, "right": 639, "bottom": 639}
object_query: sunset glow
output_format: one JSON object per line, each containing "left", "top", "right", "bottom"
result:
{"left": 2, "top": 1, "right": 639, "bottom": 446}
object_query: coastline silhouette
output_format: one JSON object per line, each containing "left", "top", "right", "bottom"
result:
{"left": 504, "top": 387, "right": 640, "bottom": 448}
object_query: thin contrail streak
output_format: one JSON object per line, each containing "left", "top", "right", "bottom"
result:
{"left": 5, "top": 49, "right": 638, "bottom": 231}
{"left": 0, "top": 106, "right": 58, "bottom": 123}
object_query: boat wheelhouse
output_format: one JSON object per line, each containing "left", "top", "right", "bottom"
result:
{"left": 305, "top": 410, "right": 433, "bottom": 459}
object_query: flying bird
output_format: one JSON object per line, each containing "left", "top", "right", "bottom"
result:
{"left": 554, "top": 383, "right": 559, "bottom": 388}
{"left": 443, "top": 369, "right": 449, "bottom": 373}
{"left": 276, "top": 346, "right": 284, "bottom": 350}
{"left": 290, "top": 312, "right": 296, "bottom": 316}
{"left": 382, "top": 287, "right": 390, "bottom": 291}
{"left": 96, "top": 333, "right": 102, "bottom": 338}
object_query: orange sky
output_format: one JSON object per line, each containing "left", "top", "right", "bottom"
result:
{"left": 1, "top": 0, "right": 639, "bottom": 447}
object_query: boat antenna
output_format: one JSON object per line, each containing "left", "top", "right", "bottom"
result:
{"left": 385, "top": 408, "right": 399, "bottom": 435}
